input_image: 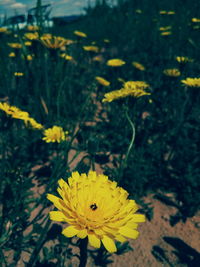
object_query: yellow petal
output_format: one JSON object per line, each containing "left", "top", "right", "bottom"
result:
{"left": 119, "top": 227, "right": 139, "bottom": 239}
{"left": 115, "top": 235, "right": 127, "bottom": 242}
{"left": 77, "top": 229, "right": 88, "bottom": 239}
{"left": 49, "top": 211, "right": 66, "bottom": 222}
{"left": 88, "top": 234, "right": 101, "bottom": 248}
{"left": 102, "top": 236, "right": 117, "bottom": 253}
{"left": 62, "top": 226, "right": 79, "bottom": 238}
{"left": 46, "top": 194, "right": 62, "bottom": 210}
{"left": 132, "top": 214, "right": 146, "bottom": 222}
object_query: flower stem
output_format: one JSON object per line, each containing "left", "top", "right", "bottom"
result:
{"left": 78, "top": 238, "right": 88, "bottom": 267}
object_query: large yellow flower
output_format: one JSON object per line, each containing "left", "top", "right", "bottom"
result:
{"left": 47, "top": 171, "right": 145, "bottom": 253}
{"left": 107, "top": 59, "right": 126, "bottom": 67}
{"left": 181, "top": 78, "right": 200, "bottom": 87}
{"left": 43, "top": 126, "right": 68, "bottom": 143}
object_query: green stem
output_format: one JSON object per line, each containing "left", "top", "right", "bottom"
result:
{"left": 78, "top": 238, "right": 88, "bottom": 267}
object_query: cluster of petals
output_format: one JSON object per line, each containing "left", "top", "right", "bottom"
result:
{"left": 42, "top": 126, "right": 68, "bottom": 143}
{"left": 163, "top": 68, "right": 181, "bottom": 77}
{"left": 181, "top": 77, "right": 200, "bottom": 87}
{"left": 102, "top": 81, "right": 150, "bottom": 102}
{"left": 106, "top": 59, "right": 126, "bottom": 67}
{"left": 47, "top": 171, "right": 145, "bottom": 253}
{"left": 40, "top": 35, "right": 69, "bottom": 49}
{"left": 83, "top": 46, "right": 99, "bottom": 53}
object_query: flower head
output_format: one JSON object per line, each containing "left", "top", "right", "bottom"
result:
{"left": 43, "top": 126, "right": 68, "bottom": 143}
{"left": 95, "top": 76, "right": 110, "bottom": 87}
{"left": 14, "top": 72, "right": 24, "bottom": 77}
{"left": 40, "top": 35, "right": 68, "bottom": 49}
{"left": 132, "top": 61, "right": 145, "bottom": 71}
{"left": 9, "top": 52, "right": 16, "bottom": 57}
{"left": 160, "top": 31, "right": 172, "bottom": 36}
{"left": 83, "top": 46, "right": 99, "bottom": 53}
{"left": 8, "top": 43, "right": 22, "bottom": 49}
{"left": 27, "top": 25, "right": 39, "bottom": 31}
{"left": 47, "top": 171, "right": 145, "bottom": 253}
{"left": 191, "top": 18, "right": 200, "bottom": 23}
{"left": 107, "top": 59, "right": 126, "bottom": 67}
{"left": 0, "top": 27, "right": 8, "bottom": 33}
{"left": 102, "top": 81, "right": 150, "bottom": 102}
{"left": 175, "top": 56, "right": 193, "bottom": 63}
{"left": 24, "top": 32, "right": 39, "bottom": 40}
{"left": 181, "top": 78, "right": 200, "bottom": 87}
{"left": 163, "top": 68, "right": 180, "bottom": 77}
{"left": 74, "top": 30, "right": 87, "bottom": 38}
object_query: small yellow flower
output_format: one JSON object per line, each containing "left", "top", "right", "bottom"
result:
{"left": 191, "top": 17, "right": 200, "bottom": 23}
{"left": 159, "top": 10, "right": 167, "bottom": 14}
{"left": 24, "top": 41, "right": 32, "bottom": 46}
{"left": 27, "top": 25, "right": 39, "bottom": 31}
{"left": 132, "top": 61, "right": 145, "bottom": 71}
{"left": 24, "top": 32, "right": 39, "bottom": 40}
{"left": 0, "top": 27, "right": 7, "bottom": 33}
{"left": 9, "top": 52, "right": 16, "bottom": 57}
{"left": 167, "top": 11, "right": 175, "bottom": 15}
{"left": 47, "top": 171, "right": 145, "bottom": 253}
{"left": 8, "top": 43, "right": 22, "bottom": 49}
{"left": 26, "top": 55, "right": 33, "bottom": 61}
{"left": 175, "top": 56, "right": 193, "bottom": 63}
{"left": 83, "top": 46, "right": 99, "bottom": 53}
{"left": 160, "top": 31, "right": 172, "bottom": 36}
{"left": 102, "top": 81, "right": 150, "bottom": 102}
{"left": 103, "top": 39, "right": 110, "bottom": 43}
{"left": 163, "top": 68, "right": 181, "bottom": 77}
{"left": 95, "top": 76, "right": 110, "bottom": 87}
{"left": 107, "top": 59, "right": 126, "bottom": 67}
{"left": 181, "top": 78, "right": 200, "bottom": 87}
{"left": 40, "top": 35, "right": 68, "bottom": 49}
{"left": 92, "top": 55, "right": 103, "bottom": 62}
{"left": 74, "top": 30, "right": 87, "bottom": 38}
{"left": 14, "top": 72, "right": 24, "bottom": 77}
{"left": 159, "top": 26, "right": 172, "bottom": 31}
{"left": 43, "top": 126, "right": 68, "bottom": 143}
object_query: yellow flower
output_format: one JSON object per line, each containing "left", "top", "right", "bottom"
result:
{"left": 159, "top": 10, "right": 167, "bottom": 14}
{"left": 60, "top": 53, "right": 73, "bottom": 61}
{"left": 102, "top": 81, "right": 150, "bottom": 102}
{"left": 24, "top": 32, "right": 39, "bottom": 40}
{"left": 40, "top": 35, "right": 68, "bottom": 49}
{"left": 0, "top": 27, "right": 7, "bottom": 33}
{"left": 26, "top": 55, "right": 33, "bottom": 61}
{"left": 191, "top": 18, "right": 200, "bottom": 23}
{"left": 14, "top": 72, "right": 24, "bottom": 77}
{"left": 95, "top": 76, "right": 110, "bottom": 87}
{"left": 181, "top": 78, "right": 200, "bottom": 87}
{"left": 47, "top": 171, "right": 145, "bottom": 253}
{"left": 0, "top": 102, "right": 14, "bottom": 115}
{"left": 175, "top": 56, "right": 193, "bottom": 63}
{"left": 160, "top": 31, "right": 172, "bottom": 36}
{"left": 163, "top": 68, "right": 181, "bottom": 77}
{"left": 8, "top": 43, "right": 22, "bottom": 49}
{"left": 83, "top": 46, "right": 99, "bottom": 53}
{"left": 9, "top": 52, "right": 16, "bottom": 57}
{"left": 107, "top": 59, "right": 126, "bottom": 67}
{"left": 159, "top": 26, "right": 172, "bottom": 31}
{"left": 43, "top": 126, "right": 68, "bottom": 143}
{"left": 74, "top": 30, "right": 87, "bottom": 38}
{"left": 24, "top": 41, "right": 32, "bottom": 46}
{"left": 167, "top": 11, "right": 175, "bottom": 15}
{"left": 92, "top": 55, "right": 103, "bottom": 62}
{"left": 132, "top": 61, "right": 145, "bottom": 71}
{"left": 27, "top": 25, "right": 39, "bottom": 31}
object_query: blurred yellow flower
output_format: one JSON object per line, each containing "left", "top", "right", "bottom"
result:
{"left": 103, "top": 81, "right": 150, "bottom": 102}
{"left": 160, "top": 31, "right": 172, "bottom": 36}
{"left": 107, "top": 59, "right": 126, "bottom": 67}
{"left": 9, "top": 52, "right": 16, "bottom": 57}
{"left": 191, "top": 18, "right": 200, "bottom": 23}
{"left": 92, "top": 55, "right": 103, "bottom": 62}
{"left": 40, "top": 35, "right": 68, "bottom": 49}
{"left": 26, "top": 55, "right": 33, "bottom": 61}
{"left": 95, "top": 76, "right": 110, "bottom": 86}
{"left": 47, "top": 171, "right": 145, "bottom": 253}
{"left": 24, "top": 32, "right": 39, "bottom": 40}
{"left": 163, "top": 68, "right": 181, "bottom": 77}
{"left": 159, "top": 10, "right": 167, "bottom": 14}
{"left": 24, "top": 41, "right": 32, "bottom": 46}
{"left": 8, "top": 43, "right": 22, "bottom": 49}
{"left": 43, "top": 126, "right": 68, "bottom": 143}
{"left": 27, "top": 25, "right": 39, "bottom": 31}
{"left": 0, "top": 27, "right": 7, "bottom": 33}
{"left": 168, "top": 11, "right": 175, "bottom": 15}
{"left": 132, "top": 61, "right": 145, "bottom": 71}
{"left": 83, "top": 46, "right": 99, "bottom": 53}
{"left": 159, "top": 26, "right": 172, "bottom": 31}
{"left": 60, "top": 53, "right": 73, "bottom": 61}
{"left": 175, "top": 56, "right": 193, "bottom": 63}
{"left": 14, "top": 72, "right": 24, "bottom": 77}
{"left": 74, "top": 30, "right": 87, "bottom": 38}
{"left": 181, "top": 78, "right": 200, "bottom": 87}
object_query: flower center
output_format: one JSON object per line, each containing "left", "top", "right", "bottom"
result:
{"left": 90, "top": 203, "right": 97, "bottom": 211}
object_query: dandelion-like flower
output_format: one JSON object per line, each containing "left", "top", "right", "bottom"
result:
{"left": 9, "top": 52, "right": 16, "bottom": 57}
{"left": 181, "top": 78, "right": 200, "bottom": 87}
{"left": 27, "top": 25, "right": 39, "bottom": 31}
{"left": 24, "top": 41, "right": 32, "bottom": 46}
{"left": 83, "top": 46, "right": 99, "bottom": 53}
{"left": 132, "top": 61, "right": 145, "bottom": 71}
{"left": 40, "top": 35, "right": 69, "bottom": 49}
{"left": 95, "top": 76, "right": 110, "bottom": 87}
{"left": 24, "top": 32, "right": 39, "bottom": 40}
{"left": 43, "top": 126, "right": 68, "bottom": 143}
{"left": 74, "top": 30, "right": 87, "bottom": 38}
{"left": 191, "top": 18, "right": 200, "bottom": 23}
{"left": 163, "top": 68, "right": 181, "bottom": 77}
{"left": 14, "top": 72, "right": 24, "bottom": 77}
{"left": 47, "top": 171, "right": 145, "bottom": 253}
{"left": 160, "top": 31, "right": 172, "bottom": 36}
{"left": 159, "top": 26, "right": 172, "bottom": 31}
{"left": 60, "top": 53, "right": 73, "bottom": 61}
{"left": 8, "top": 43, "right": 22, "bottom": 49}
{"left": 0, "top": 27, "right": 8, "bottom": 33}
{"left": 107, "top": 59, "right": 126, "bottom": 67}
{"left": 102, "top": 81, "right": 150, "bottom": 102}
{"left": 175, "top": 56, "right": 193, "bottom": 63}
